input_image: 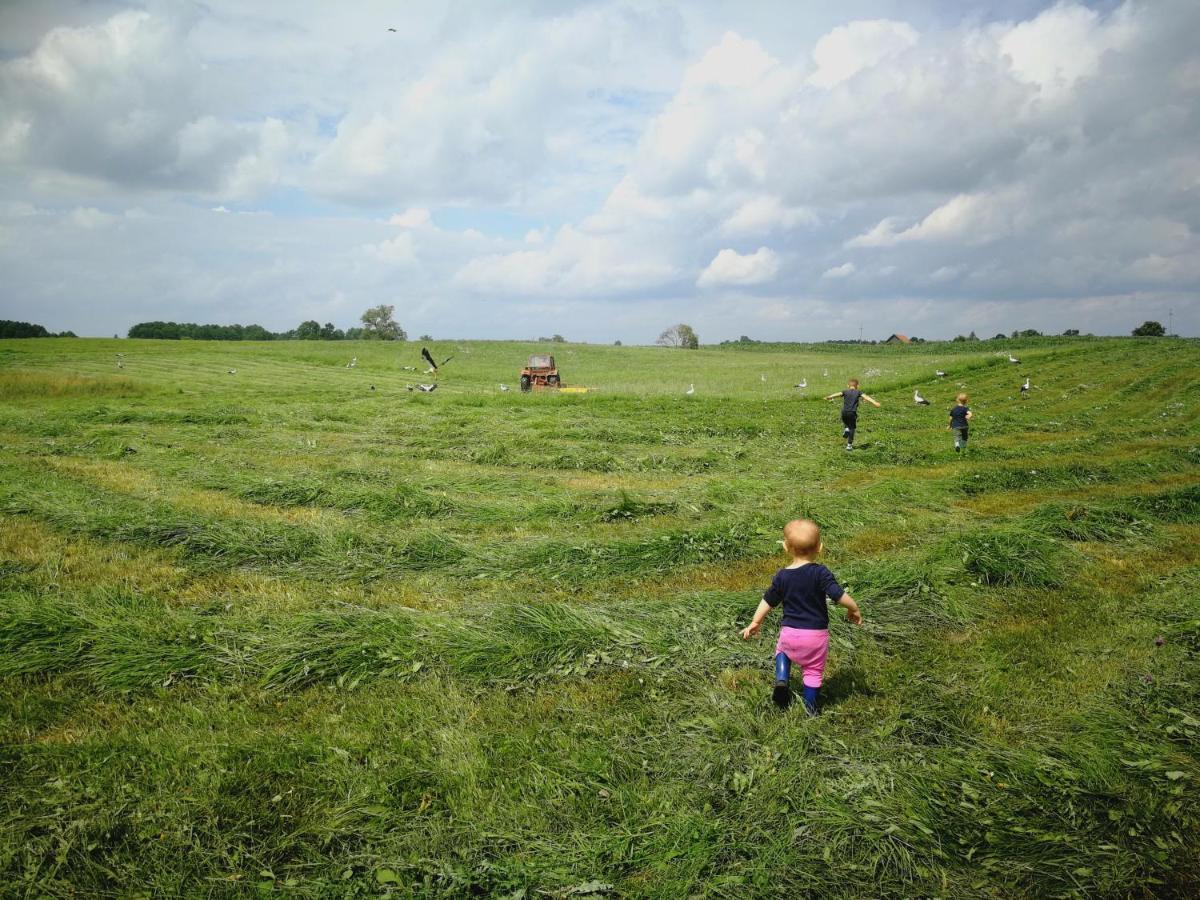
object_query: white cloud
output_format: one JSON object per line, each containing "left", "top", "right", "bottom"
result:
{"left": 67, "top": 206, "right": 116, "bottom": 228}
{"left": 822, "top": 262, "right": 856, "bottom": 279}
{"left": 807, "top": 20, "right": 919, "bottom": 88}
{"left": 697, "top": 247, "right": 780, "bottom": 287}
{"left": 388, "top": 208, "right": 431, "bottom": 228}
{"left": 365, "top": 231, "right": 417, "bottom": 265}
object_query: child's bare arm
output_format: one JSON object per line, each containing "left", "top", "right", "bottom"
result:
{"left": 837, "top": 592, "right": 863, "bottom": 625}
{"left": 966, "top": 410, "right": 973, "bottom": 420}
{"left": 824, "top": 392, "right": 842, "bottom": 401}
{"left": 740, "top": 600, "right": 774, "bottom": 639}
{"left": 862, "top": 394, "right": 882, "bottom": 408}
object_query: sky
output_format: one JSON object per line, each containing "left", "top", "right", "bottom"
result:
{"left": 0, "top": 0, "right": 1197, "bottom": 342}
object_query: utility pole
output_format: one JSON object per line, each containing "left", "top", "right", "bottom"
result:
{"left": 859, "top": 323, "right": 863, "bottom": 343}
{"left": 1168, "top": 307, "right": 1173, "bottom": 335}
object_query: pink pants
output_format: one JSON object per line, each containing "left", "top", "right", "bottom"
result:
{"left": 775, "top": 627, "right": 830, "bottom": 688}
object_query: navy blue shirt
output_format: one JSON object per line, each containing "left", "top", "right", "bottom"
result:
{"left": 763, "top": 563, "right": 846, "bottom": 630}
{"left": 949, "top": 405, "right": 970, "bottom": 428}
{"left": 841, "top": 389, "right": 863, "bottom": 413}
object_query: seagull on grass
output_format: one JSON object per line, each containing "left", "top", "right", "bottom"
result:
{"left": 761, "top": 374, "right": 767, "bottom": 383}
{"left": 227, "top": 368, "right": 237, "bottom": 375}
{"left": 416, "top": 383, "right": 438, "bottom": 392}
{"left": 1009, "top": 354, "right": 1021, "bottom": 364}
{"left": 116, "top": 360, "right": 124, "bottom": 369}
{"left": 685, "top": 384, "right": 695, "bottom": 395}
{"left": 794, "top": 378, "right": 807, "bottom": 389}
{"left": 936, "top": 369, "right": 946, "bottom": 377}
{"left": 499, "top": 384, "right": 509, "bottom": 392}
{"left": 913, "top": 389, "right": 930, "bottom": 405}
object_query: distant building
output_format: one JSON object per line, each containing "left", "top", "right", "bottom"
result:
{"left": 884, "top": 333, "right": 911, "bottom": 344}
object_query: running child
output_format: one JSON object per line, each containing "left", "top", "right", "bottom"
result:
{"left": 948, "top": 392, "right": 972, "bottom": 452}
{"left": 740, "top": 519, "right": 862, "bottom": 714}
{"left": 824, "top": 378, "right": 881, "bottom": 450}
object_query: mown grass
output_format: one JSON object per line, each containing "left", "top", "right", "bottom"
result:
{"left": 1, "top": 336, "right": 1198, "bottom": 897}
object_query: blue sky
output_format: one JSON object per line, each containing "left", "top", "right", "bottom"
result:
{"left": 0, "top": 0, "right": 1196, "bottom": 340}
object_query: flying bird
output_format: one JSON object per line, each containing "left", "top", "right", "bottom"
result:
{"left": 913, "top": 389, "right": 930, "bottom": 405}
{"left": 416, "top": 383, "right": 438, "bottom": 392}
{"left": 936, "top": 370, "right": 946, "bottom": 377}
{"left": 685, "top": 384, "right": 695, "bottom": 395}
{"left": 387, "top": 27, "right": 397, "bottom": 32}
{"left": 421, "top": 347, "right": 454, "bottom": 374}
{"left": 794, "top": 378, "right": 807, "bottom": 389}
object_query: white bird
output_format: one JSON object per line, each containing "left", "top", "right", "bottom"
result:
{"left": 1009, "top": 354, "right": 1020, "bottom": 364}
{"left": 935, "top": 370, "right": 946, "bottom": 377}
{"left": 416, "top": 383, "right": 437, "bottom": 392}
{"left": 823, "top": 369, "right": 829, "bottom": 378}
{"left": 424, "top": 366, "right": 437, "bottom": 375}
{"left": 794, "top": 379, "right": 807, "bottom": 389}
{"left": 914, "top": 389, "right": 930, "bottom": 405}
{"left": 499, "top": 384, "right": 509, "bottom": 392}
{"left": 401, "top": 366, "right": 416, "bottom": 371}
{"left": 760, "top": 374, "right": 767, "bottom": 383}
{"left": 227, "top": 368, "right": 237, "bottom": 375}
{"left": 1021, "top": 377, "right": 1031, "bottom": 396}
{"left": 685, "top": 384, "right": 695, "bottom": 395}
{"left": 116, "top": 360, "right": 124, "bottom": 369}
{"left": 346, "top": 356, "right": 358, "bottom": 369}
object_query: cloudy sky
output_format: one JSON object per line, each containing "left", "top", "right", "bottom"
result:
{"left": 1, "top": 0, "right": 1197, "bottom": 341}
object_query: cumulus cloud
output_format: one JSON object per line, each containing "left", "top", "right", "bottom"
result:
{"left": 1, "top": 1, "right": 1198, "bottom": 341}
{"left": 697, "top": 247, "right": 780, "bottom": 287}
{"left": 0, "top": 10, "right": 295, "bottom": 197}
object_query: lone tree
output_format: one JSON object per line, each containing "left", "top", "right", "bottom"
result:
{"left": 360, "top": 304, "right": 406, "bottom": 340}
{"left": 295, "top": 320, "right": 322, "bottom": 340}
{"left": 657, "top": 323, "right": 699, "bottom": 349}
{"left": 1132, "top": 320, "right": 1165, "bottom": 337}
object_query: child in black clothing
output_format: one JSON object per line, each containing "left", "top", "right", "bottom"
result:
{"left": 825, "top": 378, "right": 881, "bottom": 450}
{"left": 948, "top": 392, "right": 972, "bottom": 452}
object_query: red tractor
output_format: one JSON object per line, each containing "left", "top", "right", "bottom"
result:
{"left": 519, "top": 354, "right": 561, "bottom": 391}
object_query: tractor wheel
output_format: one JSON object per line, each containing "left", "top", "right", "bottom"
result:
{"left": 520, "top": 375, "right": 531, "bottom": 392}
{"left": 547, "top": 374, "right": 560, "bottom": 387}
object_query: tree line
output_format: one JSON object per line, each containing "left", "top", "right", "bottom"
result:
{"left": 127, "top": 306, "right": 406, "bottom": 341}
{"left": 0, "top": 320, "right": 77, "bottom": 339}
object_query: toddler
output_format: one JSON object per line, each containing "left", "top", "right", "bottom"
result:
{"left": 740, "top": 519, "right": 862, "bottom": 714}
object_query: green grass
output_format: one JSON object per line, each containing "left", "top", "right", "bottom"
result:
{"left": 1, "top": 335, "right": 1198, "bottom": 897}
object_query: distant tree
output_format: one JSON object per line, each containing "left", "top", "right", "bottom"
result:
{"left": 1132, "top": 320, "right": 1165, "bottom": 337}
{"left": 419, "top": 334, "right": 433, "bottom": 341}
{"left": 952, "top": 334, "right": 968, "bottom": 342}
{"left": 992, "top": 333, "right": 1006, "bottom": 340}
{"left": 1, "top": 320, "right": 53, "bottom": 338}
{"left": 58, "top": 331, "right": 77, "bottom": 337}
{"left": 1017, "top": 328, "right": 1043, "bottom": 338}
{"left": 344, "top": 327, "right": 366, "bottom": 340}
{"left": 243, "top": 324, "right": 273, "bottom": 341}
{"left": 319, "top": 322, "right": 345, "bottom": 340}
{"left": 360, "top": 305, "right": 405, "bottom": 340}
{"left": 1062, "top": 329, "right": 1080, "bottom": 336}
{"left": 657, "top": 323, "right": 699, "bottom": 349}
{"left": 551, "top": 334, "right": 566, "bottom": 343}
{"left": 613, "top": 340, "right": 622, "bottom": 346}
{"left": 967, "top": 330, "right": 979, "bottom": 341}
{"left": 295, "top": 320, "right": 322, "bottom": 340}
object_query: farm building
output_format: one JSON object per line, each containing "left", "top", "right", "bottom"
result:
{"left": 884, "top": 333, "right": 911, "bottom": 344}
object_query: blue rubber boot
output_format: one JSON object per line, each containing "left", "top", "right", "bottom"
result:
{"left": 801, "top": 684, "right": 819, "bottom": 716}
{"left": 773, "top": 652, "right": 792, "bottom": 709}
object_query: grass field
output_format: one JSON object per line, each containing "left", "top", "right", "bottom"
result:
{"left": 1, "top": 335, "right": 1198, "bottom": 897}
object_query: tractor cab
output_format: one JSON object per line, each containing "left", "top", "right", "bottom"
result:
{"left": 520, "top": 354, "right": 560, "bottom": 391}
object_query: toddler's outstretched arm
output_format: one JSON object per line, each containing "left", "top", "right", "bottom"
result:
{"left": 838, "top": 592, "right": 863, "bottom": 625}
{"left": 740, "top": 599, "right": 774, "bottom": 639}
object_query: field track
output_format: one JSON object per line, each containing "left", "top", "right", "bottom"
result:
{"left": 2, "top": 336, "right": 1198, "bottom": 897}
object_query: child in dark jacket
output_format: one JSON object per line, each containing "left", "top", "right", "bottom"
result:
{"left": 740, "top": 519, "right": 862, "bottom": 714}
